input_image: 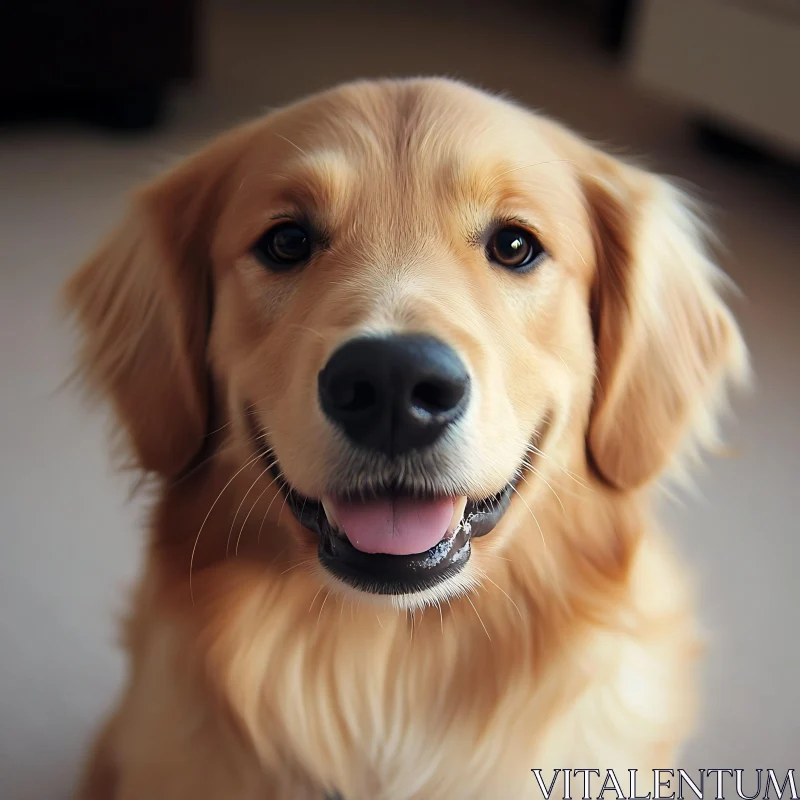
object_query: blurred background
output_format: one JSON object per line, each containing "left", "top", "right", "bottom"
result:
{"left": 1, "top": 0, "right": 798, "bottom": 797}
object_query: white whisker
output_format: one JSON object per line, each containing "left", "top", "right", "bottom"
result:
{"left": 475, "top": 568, "right": 524, "bottom": 622}
{"left": 226, "top": 458, "right": 275, "bottom": 557}
{"left": 235, "top": 470, "right": 283, "bottom": 556}
{"left": 278, "top": 558, "right": 315, "bottom": 576}
{"left": 189, "top": 450, "right": 263, "bottom": 605}
{"left": 316, "top": 591, "right": 332, "bottom": 630}
{"left": 308, "top": 585, "right": 324, "bottom": 614}
{"left": 490, "top": 158, "right": 575, "bottom": 183}
{"left": 257, "top": 462, "right": 288, "bottom": 544}
{"left": 510, "top": 482, "right": 548, "bottom": 557}
{"left": 518, "top": 465, "right": 566, "bottom": 514}
{"left": 464, "top": 590, "right": 491, "bottom": 641}
{"left": 274, "top": 132, "right": 308, "bottom": 156}
{"left": 527, "top": 443, "right": 591, "bottom": 490}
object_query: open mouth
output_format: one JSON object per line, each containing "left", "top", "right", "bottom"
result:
{"left": 249, "top": 431, "right": 519, "bottom": 596}
{"left": 279, "top": 481, "right": 516, "bottom": 595}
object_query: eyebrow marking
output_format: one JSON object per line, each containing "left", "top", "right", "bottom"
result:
{"left": 288, "top": 149, "right": 354, "bottom": 183}
{"left": 273, "top": 149, "right": 355, "bottom": 228}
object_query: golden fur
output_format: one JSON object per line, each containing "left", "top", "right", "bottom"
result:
{"left": 64, "top": 78, "right": 747, "bottom": 799}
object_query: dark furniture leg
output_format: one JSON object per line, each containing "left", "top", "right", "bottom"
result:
{"left": 604, "top": 0, "right": 637, "bottom": 54}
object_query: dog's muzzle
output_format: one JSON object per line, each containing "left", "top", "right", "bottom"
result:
{"left": 248, "top": 333, "right": 527, "bottom": 596}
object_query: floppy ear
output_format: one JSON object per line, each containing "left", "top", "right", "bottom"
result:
{"left": 64, "top": 141, "right": 238, "bottom": 478}
{"left": 581, "top": 151, "right": 748, "bottom": 490}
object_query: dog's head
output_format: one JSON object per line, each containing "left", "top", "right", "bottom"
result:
{"left": 65, "top": 79, "right": 746, "bottom": 608}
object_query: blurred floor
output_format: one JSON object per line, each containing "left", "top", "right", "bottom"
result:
{"left": 1, "top": 1, "right": 798, "bottom": 797}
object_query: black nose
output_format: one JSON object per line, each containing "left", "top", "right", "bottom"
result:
{"left": 318, "top": 334, "right": 471, "bottom": 455}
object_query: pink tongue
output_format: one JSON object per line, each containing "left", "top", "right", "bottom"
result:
{"left": 330, "top": 496, "right": 455, "bottom": 556}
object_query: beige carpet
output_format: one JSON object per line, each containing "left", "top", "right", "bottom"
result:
{"left": 1, "top": 2, "right": 797, "bottom": 796}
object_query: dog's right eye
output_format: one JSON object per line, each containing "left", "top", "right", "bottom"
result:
{"left": 487, "top": 225, "right": 545, "bottom": 272}
{"left": 251, "top": 222, "right": 312, "bottom": 270}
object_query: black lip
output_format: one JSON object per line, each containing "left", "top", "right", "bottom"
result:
{"left": 320, "top": 520, "right": 472, "bottom": 595}
{"left": 264, "top": 460, "right": 516, "bottom": 596}
{"left": 245, "top": 413, "right": 523, "bottom": 596}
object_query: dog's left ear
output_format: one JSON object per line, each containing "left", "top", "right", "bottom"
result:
{"left": 577, "top": 147, "right": 748, "bottom": 490}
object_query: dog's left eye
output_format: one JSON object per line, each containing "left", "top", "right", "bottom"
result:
{"left": 487, "top": 226, "right": 545, "bottom": 271}
{"left": 251, "top": 222, "right": 312, "bottom": 270}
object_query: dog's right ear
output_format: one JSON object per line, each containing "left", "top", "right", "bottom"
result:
{"left": 63, "top": 130, "right": 250, "bottom": 477}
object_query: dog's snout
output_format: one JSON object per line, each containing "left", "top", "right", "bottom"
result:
{"left": 318, "top": 335, "right": 470, "bottom": 455}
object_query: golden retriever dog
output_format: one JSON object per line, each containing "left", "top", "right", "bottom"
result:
{"left": 65, "top": 78, "right": 747, "bottom": 799}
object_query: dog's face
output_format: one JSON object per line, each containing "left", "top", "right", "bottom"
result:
{"left": 215, "top": 83, "right": 597, "bottom": 602}
{"left": 66, "top": 80, "right": 746, "bottom": 608}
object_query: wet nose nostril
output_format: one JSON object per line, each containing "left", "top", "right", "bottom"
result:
{"left": 318, "top": 334, "right": 470, "bottom": 455}
{"left": 411, "top": 382, "right": 443, "bottom": 414}
{"left": 332, "top": 379, "right": 377, "bottom": 414}
{"left": 411, "top": 380, "right": 465, "bottom": 415}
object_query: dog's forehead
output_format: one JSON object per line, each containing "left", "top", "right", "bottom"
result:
{"left": 273, "top": 78, "right": 543, "bottom": 155}
{"left": 240, "top": 81, "right": 565, "bottom": 204}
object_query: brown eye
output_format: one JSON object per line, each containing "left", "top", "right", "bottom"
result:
{"left": 487, "top": 226, "right": 545, "bottom": 271}
{"left": 252, "top": 222, "right": 311, "bottom": 270}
